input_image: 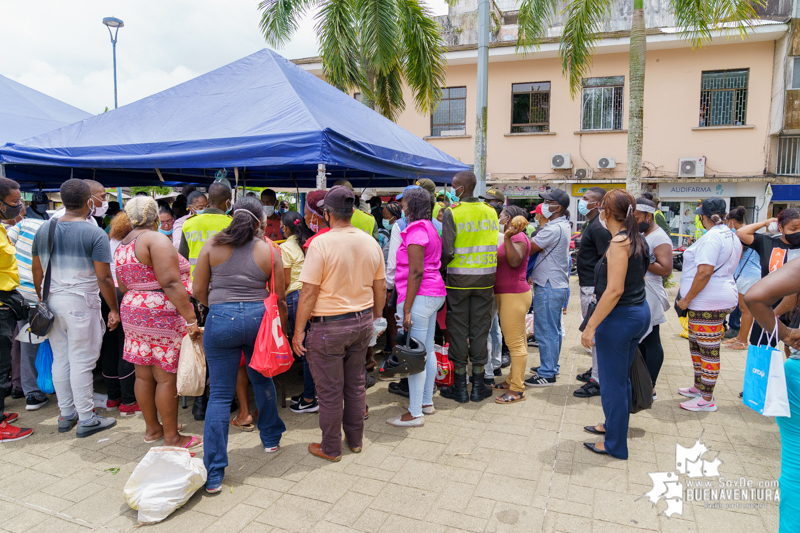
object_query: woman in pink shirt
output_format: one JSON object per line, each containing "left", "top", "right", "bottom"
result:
{"left": 492, "top": 206, "right": 532, "bottom": 404}
{"left": 387, "top": 188, "right": 447, "bottom": 427}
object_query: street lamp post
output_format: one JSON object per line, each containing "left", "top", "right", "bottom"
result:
{"left": 102, "top": 17, "right": 124, "bottom": 109}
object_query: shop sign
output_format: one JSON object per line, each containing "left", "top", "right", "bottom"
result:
{"left": 658, "top": 183, "right": 738, "bottom": 198}
{"left": 494, "top": 184, "right": 549, "bottom": 198}
{"left": 571, "top": 184, "right": 626, "bottom": 197}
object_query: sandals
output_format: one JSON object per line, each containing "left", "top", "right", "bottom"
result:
{"left": 495, "top": 391, "right": 525, "bottom": 404}
{"left": 183, "top": 436, "right": 203, "bottom": 449}
{"left": 230, "top": 418, "right": 255, "bottom": 432}
{"left": 726, "top": 341, "right": 747, "bottom": 350}
{"left": 491, "top": 382, "right": 511, "bottom": 391}
{"left": 144, "top": 424, "right": 184, "bottom": 443}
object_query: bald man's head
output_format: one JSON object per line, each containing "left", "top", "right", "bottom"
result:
{"left": 452, "top": 171, "right": 476, "bottom": 199}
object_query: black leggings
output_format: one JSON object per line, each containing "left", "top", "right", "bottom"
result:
{"left": 638, "top": 325, "right": 664, "bottom": 387}
{"left": 101, "top": 292, "right": 136, "bottom": 404}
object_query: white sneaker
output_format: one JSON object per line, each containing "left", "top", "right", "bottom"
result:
{"left": 264, "top": 446, "right": 279, "bottom": 453}
{"left": 678, "top": 386, "right": 701, "bottom": 398}
{"left": 386, "top": 415, "right": 424, "bottom": 427}
{"left": 680, "top": 396, "right": 717, "bottom": 412}
{"left": 422, "top": 405, "right": 435, "bottom": 415}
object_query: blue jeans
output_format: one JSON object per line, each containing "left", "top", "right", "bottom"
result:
{"left": 485, "top": 306, "right": 502, "bottom": 379}
{"left": 203, "top": 302, "right": 286, "bottom": 488}
{"left": 728, "top": 305, "right": 741, "bottom": 331}
{"left": 595, "top": 301, "right": 650, "bottom": 460}
{"left": 533, "top": 282, "right": 568, "bottom": 378}
{"left": 398, "top": 295, "right": 445, "bottom": 418}
{"left": 287, "top": 290, "right": 315, "bottom": 399}
{"left": 563, "top": 257, "right": 572, "bottom": 310}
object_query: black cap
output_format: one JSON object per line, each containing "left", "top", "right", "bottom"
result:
{"left": 540, "top": 188, "right": 570, "bottom": 210}
{"left": 479, "top": 188, "right": 505, "bottom": 203}
{"left": 31, "top": 192, "right": 49, "bottom": 204}
{"left": 320, "top": 185, "right": 356, "bottom": 212}
{"left": 694, "top": 197, "right": 727, "bottom": 217}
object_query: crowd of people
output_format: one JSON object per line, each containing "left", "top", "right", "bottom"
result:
{"left": 0, "top": 173, "right": 796, "bottom": 527}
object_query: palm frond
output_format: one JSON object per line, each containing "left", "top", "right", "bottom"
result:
{"left": 356, "top": 0, "right": 401, "bottom": 73}
{"left": 316, "top": 0, "right": 365, "bottom": 92}
{"left": 559, "top": 0, "right": 614, "bottom": 96}
{"left": 670, "top": 0, "right": 762, "bottom": 47}
{"left": 373, "top": 64, "right": 405, "bottom": 121}
{"left": 258, "top": 0, "right": 318, "bottom": 47}
{"left": 397, "top": 0, "right": 447, "bottom": 115}
{"left": 516, "top": 0, "right": 559, "bottom": 53}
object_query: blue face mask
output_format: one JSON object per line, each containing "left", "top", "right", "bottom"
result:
{"left": 194, "top": 209, "right": 205, "bottom": 216}
{"left": 382, "top": 219, "right": 392, "bottom": 230}
{"left": 159, "top": 228, "right": 173, "bottom": 236}
{"left": 578, "top": 199, "right": 591, "bottom": 216}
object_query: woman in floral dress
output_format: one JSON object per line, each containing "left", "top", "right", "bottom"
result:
{"left": 115, "top": 196, "right": 202, "bottom": 448}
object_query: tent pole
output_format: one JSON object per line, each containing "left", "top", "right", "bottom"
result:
{"left": 155, "top": 168, "right": 164, "bottom": 182}
{"left": 316, "top": 164, "right": 327, "bottom": 190}
{"left": 117, "top": 187, "right": 123, "bottom": 206}
{"left": 0, "top": 164, "right": 5, "bottom": 178}
{"left": 234, "top": 167, "right": 239, "bottom": 202}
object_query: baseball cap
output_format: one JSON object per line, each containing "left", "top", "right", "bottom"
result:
{"left": 540, "top": 188, "right": 570, "bottom": 210}
{"left": 31, "top": 191, "right": 49, "bottom": 204}
{"left": 694, "top": 197, "right": 727, "bottom": 217}
{"left": 531, "top": 204, "right": 543, "bottom": 215}
{"left": 320, "top": 185, "right": 356, "bottom": 212}
{"left": 332, "top": 179, "right": 354, "bottom": 191}
{"left": 414, "top": 179, "right": 436, "bottom": 195}
{"left": 480, "top": 188, "right": 505, "bottom": 203}
{"left": 396, "top": 184, "right": 422, "bottom": 200}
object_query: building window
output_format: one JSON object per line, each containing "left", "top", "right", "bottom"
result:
{"left": 581, "top": 76, "right": 624, "bottom": 131}
{"left": 792, "top": 58, "right": 800, "bottom": 89}
{"left": 778, "top": 136, "right": 800, "bottom": 176}
{"left": 431, "top": 87, "right": 467, "bottom": 137}
{"left": 511, "top": 82, "right": 550, "bottom": 133}
{"left": 699, "top": 69, "right": 748, "bottom": 127}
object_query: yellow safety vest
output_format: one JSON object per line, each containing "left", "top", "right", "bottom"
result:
{"left": 182, "top": 213, "right": 232, "bottom": 277}
{"left": 352, "top": 209, "right": 376, "bottom": 239}
{"left": 447, "top": 202, "right": 499, "bottom": 279}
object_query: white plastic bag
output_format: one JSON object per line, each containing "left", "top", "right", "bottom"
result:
{"left": 525, "top": 313, "right": 534, "bottom": 336}
{"left": 370, "top": 318, "right": 387, "bottom": 347}
{"left": 123, "top": 446, "right": 207, "bottom": 524}
{"left": 177, "top": 330, "right": 206, "bottom": 397}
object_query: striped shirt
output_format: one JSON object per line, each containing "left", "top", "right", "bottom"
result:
{"left": 10, "top": 218, "right": 46, "bottom": 304}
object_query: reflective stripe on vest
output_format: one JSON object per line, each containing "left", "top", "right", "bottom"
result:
{"left": 447, "top": 202, "right": 498, "bottom": 275}
{"left": 182, "top": 214, "right": 232, "bottom": 277}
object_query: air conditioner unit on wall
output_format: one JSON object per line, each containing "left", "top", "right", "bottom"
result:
{"left": 597, "top": 157, "right": 616, "bottom": 169}
{"left": 574, "top": 168, "right": 593, "bottom": 180}
{"left": 678, "top": 157, "right": 706, "bottom": 178}
{"left": 551, "top": 153, "right": 572, "bottom": 169}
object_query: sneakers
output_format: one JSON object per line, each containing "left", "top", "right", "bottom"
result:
{"left": 76, "top": 415, "right": 117, "bottom": 438}
{"left": 524, "top": 373, "right": 556, "bottom": 387}
{"left": 653, "top": 392, "right": 658, "bottom": 401}
{"left": 680, "top": 396, "right": 717, "bottom": 412}
{"left": 527, "top": 336, "right": 538, "bottom": 347}
{"left": 105, "top": 398, "right": 122, "bottom": 411}
{"left": 10, "top": 388, "right": 24, "bottom": 400}
{"left": 573, "top": 380, "right": 600, "bottom": 398}
{"left": 58, "top": 413, "right": 78, "bottom": 433}
{"left": 25, "top": 395, "right": 48, "bottom": 411}
{"left": 493, "top": 368, "right": 502, "bottom": 376}
{"left": 119, "top": 402, "right": 142, "bottom": 418}
{"left": 501, "top": 353, "right": 511, "bottom": 368}
{"left": 530, "top": 366, "right": 560, "bottom": 376}
{"left": 290, "top": 393, "right": 304, "bottom": 404}
{"left": 388, "top": 380, "right": 410, "bottom": 398}
{"left": 678, "top": 386, "right": 702, "bottom": 399}
{"left": 264, "top": 446, "right": 279, "bottom": 453}
{"left": 386, "top": 415, "right": 424, "bottom": 427}
{"left": 0, "top": 420, "right": 33, "bottom": 442}
{"left": 576, "top": 369, "right": 592, "bottom": 383}
{"left": 365, "top": 375, "right": 377, "bottom": 389}
{"left": 290, "top": 398, "right": 319, "bottom": 414}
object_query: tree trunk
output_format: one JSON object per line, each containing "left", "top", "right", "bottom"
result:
{"left": 627, "top": 4, "right": 646, "bottom": 197}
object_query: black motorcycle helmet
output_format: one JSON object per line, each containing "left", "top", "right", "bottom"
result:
{"left": 378, "top": 332, "right": 427, "bottom": 380}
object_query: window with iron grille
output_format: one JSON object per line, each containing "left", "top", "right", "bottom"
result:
{"left": 792, "top": 58, "right": 800, "bottom": 89}
{"left": 511, "top": 82, "right": 550, "bottom": 133}
{"left": 581, "top": 76, "right": 624, "bottom": 131}
{"left": 431, "top": 87, "right": 467, "bottom": 137}
{"left": 778, "top": 136, "right": 800, "bottom": 176}
{"left": 699, "top": 70, "right": 748, "bottom": 127}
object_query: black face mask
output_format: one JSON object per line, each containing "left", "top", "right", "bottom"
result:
{"left": 785, "top": 231, "right": 800, "bottom": 247}
{"left": 0, "top": 201, "right": 23, "bottom": 221}
{"left": 638, "top": 221, "right": 650, "bottom": 233}
{"left": 489, "top": 202, "right": 503, "bottom": 215}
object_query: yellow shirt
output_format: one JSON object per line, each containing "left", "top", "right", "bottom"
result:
{"left": 0, "top": 226, "right": 19, "bottom": 291}
{"left": 279, "top": 235, "right": 304, "bottom": 295}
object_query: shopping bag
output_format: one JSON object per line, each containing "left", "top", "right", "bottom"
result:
{"left": 177, "top": 330, "right": 206, "bottom": 397}
{"left": 525, "top": 313, "right": 534, "bottom": 336}
{"left": 123, "top": 446, "right": 207, "bottom": 524}
{"left": 35, "top": 340, "right": 54, "bottom": 394}
{"left": 743, "top": 324, "right": 791, "bottom": 417}
{"left": 630, "top": 348, "right": 654, "bottom": 414}
{"left": 679, "top": 316, "right": 689, "bottom": 339}
{"left": 434, "top": 343, "right": 454, "bottom": 388}
{"left": 369, "top": 318, "right": 387, "bottom": 347}
{"left": 250, "top": 245, "right": 293, "bottom": 378}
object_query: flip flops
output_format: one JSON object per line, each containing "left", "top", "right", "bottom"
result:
{"left": 183, "top": 436, "right": 203, "bottom": 449}
{"left": 230, "top": 418, "right": 255, "bottom": 432}
{"left": 726, "top": 341, "right": 747, "bottom": 350}
{"left": 495, "top": 392, "right": 525, "bottom": 404}
{"left": 144, "top": 424, "right": 184, "bottom": 443}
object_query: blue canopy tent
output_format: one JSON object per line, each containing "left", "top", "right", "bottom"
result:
{"left": 0, "top": 49, "right": 468, "bottom": 189}
{"left": 0, "top": 74, "right": 91, "bottom": 145}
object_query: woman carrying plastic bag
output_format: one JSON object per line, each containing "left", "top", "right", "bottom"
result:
{"left": 743, "top": 260, "right": 800, "bottom": 533}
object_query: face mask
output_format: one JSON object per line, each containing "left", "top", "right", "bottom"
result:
{"left": 194, "top": 209, "right": 205, "bottom": 216}
{"left": 92, "top": 198, "right": 109, "bottom": 217}
{"left": 263, "top": 205, "right": 275, "bottom": 217}
{"left": 0, "top": 201, "right": 23, "bottom": 221}
{"left": 159, "top": 227, "right": 173, "bottom": 236}
{"left": 454, "top": 186, "right": 465, "bottom": 200}
{"left": 599, "top": 212, "right": 608, "bottom": 231}
{"left": 489, "top": 202, "right": 503, "bottom": 215}
{"left": 785, "top": 231, "right": 800, "bottom": 247}
{"left": 278, "top": 208, "right": 287, "bottom": 216}
{"left": 309, "top": 215, "right": 319, "bottom": 233}
{"left": 382, "top": 219, "right": 392, "bottom": 230}
{"left": 401, "top": 210, "right": 408, "bottom": 225}
{"left": 499, "top": 224, "right": 505, "bottom": 233}
{"left": 578, "top": 199, "right": 592, "bottom": 216}
{"left": 638, "top": 221, "right": 650, "bottom": 234}
{"left": 540, "top": 204, "right": 553, "bottom": 220}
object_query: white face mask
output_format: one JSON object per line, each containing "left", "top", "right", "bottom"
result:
{"left": 498, "top": 224, "right": 505, "bottom": 233}
{"left": 540, "top": 204, "right": 553, "bottom": 220}
{"left": 91, "top": 195, "right": 109, "bottom": 217}
{"left": 263, "top": 205, "right": 275, "bottom": 217}
{"left": 599, "top": 211, "right": 608, "bottom": 231}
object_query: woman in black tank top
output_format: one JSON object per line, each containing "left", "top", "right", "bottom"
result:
{"left": 579, "top": 189, "right": 651, "bottom": 460}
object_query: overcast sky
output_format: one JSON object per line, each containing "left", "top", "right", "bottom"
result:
{"left": 1, "top": 0, "right": 450, "bottom": 115}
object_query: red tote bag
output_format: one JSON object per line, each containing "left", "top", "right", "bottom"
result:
{"left": 249, "top": 245, "right": 293, "bottom": 378}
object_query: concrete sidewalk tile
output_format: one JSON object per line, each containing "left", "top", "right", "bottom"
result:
{"left": 352, "top": 509, "right": 389, "bottom": 532}
{"left": 62, "top": 490, "right": 130, "bottom": 526}
{"left": 323, "top": 491, "right": 372, "bottom": 527}
{"left": 20, "top": 491, "right": 74, "bottom": 513}
{"left": 241, "top": 487, "right": 284, "bottom": 509}
{"left": 183, "top": 483, "right": 256, "bottom": 517}
{"left": 377, "top": 514, "right": 448, "bottom": 533}
{"left": 142, "top": 507, "right": 217, "bottom": 532}
{"left": 463, "top": 496, "right": 496, "bottom": 519}
{"left": 433, "top": 481, "right": 475, "bottom": 514}
{"left": 23, "top": 516, "right": 92, "bottom": 533}
{"left": 550, "top": 511, "right": 594, "bottom": 533}
{"left": 369, "top": 483, "right": 436, "bottom": 521}
{"left": 425, "top": 507, "right": 488, "bottom": 532}
{"left": 349, "top": 477, "right": 386, "bottom": 496}
{"left": 41, "top": 476, "right": 105, "bottom": 503}
{"left": 2, "top": 469, "right": 61, "bottom": 499}
{"left": 593, "top": 489, "right": 659, "bottom": 530}
{"left": 203, "top": 503, "right": 263, "bottom": 533}
{"left": 474, "top": 472, "right": 536, "bottom": 506}
{"left": 4, "top": 508, "right": 50, "bottom": 533}
{"left": 255, "top": 494, "right": 332, "bottom": 532}
{"left": 484, "top": 502, "right": 545, "bottom": 533}
{"left": 287, "top": 469, "right": 357, "bottom": 504}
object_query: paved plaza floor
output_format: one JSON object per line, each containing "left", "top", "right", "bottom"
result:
{"left": 0, "top": 279, "right": 783, "bottom": 532}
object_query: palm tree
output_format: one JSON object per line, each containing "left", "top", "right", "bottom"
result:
{"left": 516, "top": 0, "right": 761, "bottom": 195}
{"left": 259, "top": 0, "right": 455, "bottom": 121}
